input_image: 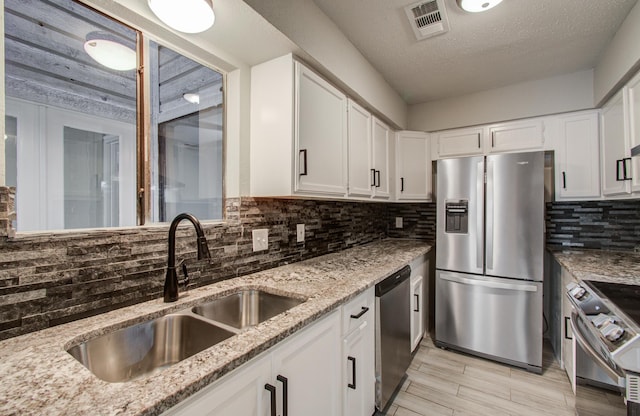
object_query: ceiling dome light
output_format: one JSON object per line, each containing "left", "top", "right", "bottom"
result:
{"left": 148, "top": 0, "right": 215, "bottom": 33}
{"left": 83, "top": 32, "right": 137, "bottom": 71}
{"left": 456, "top": 0, "right": 503, "bottom": 13}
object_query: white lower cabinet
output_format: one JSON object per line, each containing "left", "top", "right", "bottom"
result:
{"left": 163, "top": 309, "right": 341, "bottom": 416}
{"left": 342, "top": 288, "right": 375, "bottom": 416}
{"left": 410, "top": 274, "right": 425, "bottom": 352}
{"left": 271, "top": 309, "right": 342, "bottom": 416}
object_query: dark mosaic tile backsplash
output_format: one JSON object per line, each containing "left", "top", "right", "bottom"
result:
{"left": 0, "top": 195, "right": 434, "bottom": 340}
{"left": 546, "top": 200, "right": 640, "bottom": 250}
{"left": 3, "top": 193, "right": 636, "bottom": 340}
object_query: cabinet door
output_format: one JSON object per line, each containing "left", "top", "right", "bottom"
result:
{"left": 272, "top": 310, "right": 341, "bottom": 416}
{"left": 410, "top": 275, "right": 424, "bottom": 352}
{"left": 295, "top": 63, "right": 348, "bottom": 196}
{"left": 435, "top": 127, "right": 484, "bottom": 158}
{"left": 343, "top": 321, "right": 376, "bottom": 416}
{"left": 556, "top": 112, "right": 601, "bottom": 199}
{"left": 628, "top": 72, "right": 640, "bottom": 192}
{"left": 488, "top": 120, "right": 544, "bottom": 153}
{"left": 396, "top": 131, "right": 431, "bottom": 201}
{"left": 163, "top": 355, "right": 271, "bottom": 416}
{"left": 372, "top": 117, "right": 390, "bottom": 199}
{"left": 600, "top": 90, "right": 630, "bottom": 196}
{"left": 347, "top": 99, "right": 373, "bottom": 197}
{"left": 561, "top": 269, "right": 576, "bottom": 393}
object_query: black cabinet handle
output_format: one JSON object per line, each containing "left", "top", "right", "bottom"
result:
{"left": 371, "top": 169, "right": 376, "bottom": 187}
{"left": 624, "top": 158, "right": 632, "bottom": 181}
{"left": 414, "top": 294, "right": 420, "bottom": 312}
{"left": 477, "top": 134, "right": 481, "bottom": 149}
{"left": 299, "top": 149, "right": 308, "bottom": 176}
{"left": 350, "top": 306, "right": 369, "bottom": 319}
{"left": 347, "top": 356, "right": 356, "bottom": 389}
{"left": 376, "top": 170, "right": 381, "bottom": 188}
{"left": 564, "top": 316, "right": 572, "bottom": 340}
{"left": 562, "top": 171, "right": 566, "bottom": 189}
{"left": 400, "top": 177, "right": 404, "bottom": 192}
{"left": 616, "top": 159, "right": 624, "bottom": 181}
{"left": 264, "top": 384, "right": 276, "bottom": 416}
{"left": 277, "top": 375, "right": 288, "bottom": 416}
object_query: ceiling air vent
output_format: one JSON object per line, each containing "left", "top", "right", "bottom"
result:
{"left": 404, "top": 0, "right": 450, "bottom": 41}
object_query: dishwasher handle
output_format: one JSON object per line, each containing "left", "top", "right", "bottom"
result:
{"left": 375, "top": 266, "right": 411, "bottom": 297}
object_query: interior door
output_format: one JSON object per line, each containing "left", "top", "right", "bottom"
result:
{"left": 485, "top": 151, "right": 544, "bottom": 281}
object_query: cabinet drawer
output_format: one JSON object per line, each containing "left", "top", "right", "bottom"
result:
{"left": 342, "top": 287, "right": 374, "bottom": 336}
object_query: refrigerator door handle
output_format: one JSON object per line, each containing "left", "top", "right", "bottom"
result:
{"left": 485, "top": 159, "right": 494, "bottom": 272}
{"left": 476, "top": 161, "right": 484, "bottom": 270}
{"left": 439, "top": 272, "right": 538, "bottom": 292}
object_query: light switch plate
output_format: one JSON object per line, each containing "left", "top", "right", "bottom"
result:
{"left": 252, "top": 229, "right": 268, "bottom": 251}
{"left": 395, "top": 217, "right": 403, "bottom": 228}
{"left": 296, "top": 223, "right": 305, "bottom": 242}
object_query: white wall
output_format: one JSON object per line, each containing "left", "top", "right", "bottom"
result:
{"left": 243, "top": 0, "right": 407, "bottom": 129}
{"left": 408, "top": 69, "right": 594, "bottom": 132}
{"left": 594, "top": 1, "right": 640, "bottom": 106}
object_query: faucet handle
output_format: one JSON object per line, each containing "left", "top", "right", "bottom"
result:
{"left": 180, "top": 262, "right": 190, "bottom": 291}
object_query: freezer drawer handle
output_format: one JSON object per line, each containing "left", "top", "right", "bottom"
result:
{"left": 347, "top": 356, "right": 357, "bottom": 389}
{"left": 414, "top": 294, "right": 420, "bottom": 312}
{"left": 264, "top": 384, "right": 276, "bottom": 416}
{"left": 439, "top": 273, "right": 538, "bottom": 292}
{"left": 350, "top": 307, "right": 369, "bottom": 319}
{"left": 277, "top": 375, "right": 288, "bottom": 416}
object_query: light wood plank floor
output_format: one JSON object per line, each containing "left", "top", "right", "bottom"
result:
{"left": 384, "top": 336, "right": 580, "bottom": 416}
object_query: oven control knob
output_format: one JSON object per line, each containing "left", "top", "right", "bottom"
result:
{"left": 592, "top": 313, "right": 615, "bottom": 328}
{"left": 601, "top": 323, "right": 625, "bottom": 343}
{"left": 570, "top": 285, "right": 587, "bottom": 300}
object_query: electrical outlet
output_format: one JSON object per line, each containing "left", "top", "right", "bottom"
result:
{"left": 395, "top": 217, "right": 403, "bottom": 228}
{"left": 296, "top": 223, "right": 305, "bottom": 242}
{"left": 252, "top": 229, "right": 268, "bottom": 251}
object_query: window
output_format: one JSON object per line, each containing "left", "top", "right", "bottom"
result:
{"left": 2, "top": 0, "right": 224, "bottom": 232}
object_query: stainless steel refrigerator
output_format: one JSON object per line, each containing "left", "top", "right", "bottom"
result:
{"left": 435, "top": 151, "right": 544, "bottom": 373}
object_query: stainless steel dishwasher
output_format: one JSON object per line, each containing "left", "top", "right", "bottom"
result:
{"left": 375, "top": 265, "right": 412, "bottom": 412}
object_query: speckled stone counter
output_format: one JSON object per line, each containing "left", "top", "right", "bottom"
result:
{"left": 549, "top": 247, "right": 640, "bottom": 285}
{"left": 0, "top": 239, "right": 431, "bottom": 416}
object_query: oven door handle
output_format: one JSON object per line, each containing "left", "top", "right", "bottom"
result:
{"left": 570, "top": 311, "right": 625, "bottom": 382}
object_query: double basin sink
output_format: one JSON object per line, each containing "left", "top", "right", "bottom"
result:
{"left": 67, "top": 289, "right": 304, "bottom": 383}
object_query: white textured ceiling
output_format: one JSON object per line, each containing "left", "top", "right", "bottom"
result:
{"left": 311, "top": 0, "right": 638, "bottom": 104}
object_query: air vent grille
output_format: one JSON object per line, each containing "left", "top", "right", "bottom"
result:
{"left": 405, "top": 0, "right": 449, "bottom": 41}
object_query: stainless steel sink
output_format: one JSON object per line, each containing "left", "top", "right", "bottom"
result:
{"left": 67, "top": 314, "right": 234, "bottom": 383}
{"left": 192, "top": 290, "right": 304, "bottom": 329}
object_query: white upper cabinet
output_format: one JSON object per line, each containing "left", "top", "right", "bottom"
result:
{"left": 250, "top": 54, "right": 347, "bottom": 198}
{"left": 554, "top": 111, "right": 601, "bottom": 200}
{"left": 434, "top": 127, "right": 484, "bottom": 158}
{"left": 348, "top": 99, "right": 373, "bottom": 197}
{"left": 627, "top": 71, "right": 640, "bottom": 193}
{"left": 371, "top": 117, "right": 391, "bottom": 199}
{"left": 600, "top": 90, "right": 632, "bottom": 196}
{"left": 396, "top": 131, "right": 432, "bottom": 201}
{"left": 488, "top": 119, "right": 545, "bottom": 154}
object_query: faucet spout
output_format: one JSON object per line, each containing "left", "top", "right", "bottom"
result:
{"left": 164, "top": 213, "right": 210, "bottom": 302}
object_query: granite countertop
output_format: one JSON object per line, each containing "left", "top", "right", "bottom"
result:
{"left": 0, "top": 239, "right": 431, "bottom": 416}
{"left": 549, "top": 246, "right": 640, "bottom": 285}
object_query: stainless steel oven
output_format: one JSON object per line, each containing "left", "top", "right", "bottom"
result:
{"left": 567, "top": 280, "right": 640, "bottom": 416}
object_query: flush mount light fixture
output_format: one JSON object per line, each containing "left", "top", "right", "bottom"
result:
{"left": 183, "top": 93, "right": 200, "bottom": 104}
{"left": 148, "top": 0, "right": 215, "bottom": 33}
{"left": 456, "top": 0, "right": 503, "bottom": 13}
{"left": 83, "top": 32, "right": 137, "bottom": 71}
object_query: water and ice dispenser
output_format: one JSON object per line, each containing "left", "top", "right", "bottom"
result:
{"left": 445, "top": 200, "right": 468, "bottom": 234}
